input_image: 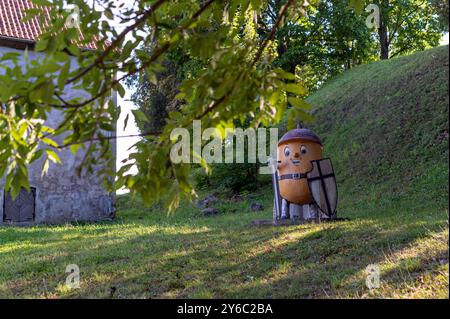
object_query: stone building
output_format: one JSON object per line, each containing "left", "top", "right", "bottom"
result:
{"left": 0, "top": 0, "right": 116, "bottom": 225}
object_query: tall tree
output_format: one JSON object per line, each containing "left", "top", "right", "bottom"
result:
{"left": 430, "top": 0, "right": 449, "bottom": 31}
{"left": 271, "top": 0, "right": 377, "bottom": 90}
{"left": 127, "top": 58, "right": 182, "bottom": 133}
{"left": 375, "top": 0, "right": 445, "bottom": 59}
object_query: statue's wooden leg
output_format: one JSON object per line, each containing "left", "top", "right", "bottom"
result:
{"left": 301, "top": 204, "right": 310, "bottom": 219}
{"left": 281, "top": 198, "right": 289, "bottom": 219}
{"left": 290, "top": 203, "right": 302, "bottom": 220}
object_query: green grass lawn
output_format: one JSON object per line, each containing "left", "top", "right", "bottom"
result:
{"left": 0, "top": 47, "right": 448, "bottom": 299}
{"left": 0, "top": 184, "right": 447, "bottom": 299}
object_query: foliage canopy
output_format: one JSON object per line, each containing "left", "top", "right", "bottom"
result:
{"left": 0, "top": 0, "right": 442, "bottom": 211}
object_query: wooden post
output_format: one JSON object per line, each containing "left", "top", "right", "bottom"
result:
{"left": 273, "top": 198, "right": 278, "bottom": 221}
{"left": 269, "top": 157, "right": 282, "bottom": 221}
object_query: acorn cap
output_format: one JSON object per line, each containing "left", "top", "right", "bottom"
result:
{"left": 278, "top": 128, "right": 322, "bottom": 146}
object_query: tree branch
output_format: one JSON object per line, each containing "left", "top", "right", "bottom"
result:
{"left": 56, "top": 130, "right": 161, "bottom": 149}
{"left": 49, "top": 0, "right": 217, "bottom": 110}
{"left": 250, "top": 0, "right": 294, "bottom": 68}
{"left": 195, "top": 0, "right": 296, "bottom": 120}
{"left": 66, "top": 0, "right": 168, "bottom": 85}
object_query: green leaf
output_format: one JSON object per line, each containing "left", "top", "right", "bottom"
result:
{"left": 349, "top": 0, "right": 364, "bottom": 15}
{"left": 58, "top": 61, "right": 71, "bottom": 91}
{"left": 274, "top": 68, "right": 295, "bottom": 80}
{"left": 29, "top": 81, "right": 55, "bottom": 103}
{"left": 30, "top": 149, "right": 43, "bottom": 164}
{"left": 0, "top": 52, "right": 20, "bottom": 62}
{"left": 115, "top": 83, "right": 126, "bottom": 98}
{"left": 70, "top": 144, "right": 80, "bottom": 155}
{"left": 132, "top": 109, "right": 148, "bottom": 123}
{"left": 287, "top": 97, "right": 311, "bottom": 110}
{"left": 41, "top": 137, "right": 58, "bottom": 148}
{"left": 24, "top": 47, "right": 29, "bottom": 62}
{"left": 285, "top": 83, "right": 307, "bottom": 96}
{"left": 11, "top": 177, "right": 21, "bottom": 200}
{"left": 46, "top": 149, "right": 61, "bottom": 164}
{"left": 41, "top": 158, "right": 50, "bottom": 177}
{"left": 35, "top": 39, "right": 49, "bottom": 52}
{"left": 104, "top": 8, "right": 114, "bottom": 20}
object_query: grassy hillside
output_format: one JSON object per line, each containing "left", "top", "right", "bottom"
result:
{"left": 307, "top": 45, "right": 448, "bottom": 212}
{"left": 0, "top": 47, "right": 448, "bottom": 299}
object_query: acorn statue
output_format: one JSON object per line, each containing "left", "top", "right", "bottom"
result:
{"left": 271, "top": 126, "right": 338, "bottom": 222}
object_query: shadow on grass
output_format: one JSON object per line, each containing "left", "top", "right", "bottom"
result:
{"left": 1, "top": 190, "right": 447, "bottom": 298}
{"left": 2, "top": 215, "right": 444, "bottom": 298}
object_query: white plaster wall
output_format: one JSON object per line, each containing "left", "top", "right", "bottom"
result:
{"left": 0, "top": 46, "right": 116, "bottom": 225}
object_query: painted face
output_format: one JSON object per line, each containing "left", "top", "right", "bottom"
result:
{"left": 278, "top": 140, "right": 323, "bottom": 174}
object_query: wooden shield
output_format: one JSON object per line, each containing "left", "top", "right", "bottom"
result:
{"left": 307, "top": 158, "right": 338, "bottom": 218}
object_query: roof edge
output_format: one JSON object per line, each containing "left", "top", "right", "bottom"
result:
{"left": 0, "top": 35, "right": 98, "bottom": 52}
{"left": 0, "top": 35, "right": 35, "bottom": 50}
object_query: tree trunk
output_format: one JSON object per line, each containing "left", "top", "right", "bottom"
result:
{"left": 378, "top": 22, "right": 389, "bottom": 59}
{"left": 345, "top": 60, "right": 351, "bottom": 70}
{"left": 378, "top": 0, "right": 390, "bottom": 59}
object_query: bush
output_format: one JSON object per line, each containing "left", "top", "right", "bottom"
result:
{"left": 193, "top": 163, "right": 260, "bottom": 194}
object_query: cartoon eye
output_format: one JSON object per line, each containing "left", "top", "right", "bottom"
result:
{"left": 300, "top": 145, "right": 307, "bottom": 155}
{"left": 284, "top": 146, "right": 291, "bottom": 157}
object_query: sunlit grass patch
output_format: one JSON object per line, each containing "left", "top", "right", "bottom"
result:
{"left": 0, "top": 184, "right": 447, "bottom": 299}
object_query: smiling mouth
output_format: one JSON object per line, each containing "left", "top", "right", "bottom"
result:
{"left": 291, "top": 160, "right": 301, "bottom": 166}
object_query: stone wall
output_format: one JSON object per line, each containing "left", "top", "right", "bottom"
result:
{"left": 0, "top": 46, "right": 116, "bottom": 225}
